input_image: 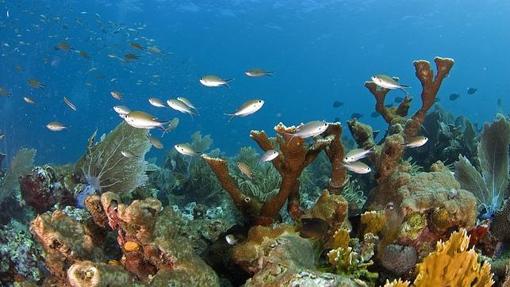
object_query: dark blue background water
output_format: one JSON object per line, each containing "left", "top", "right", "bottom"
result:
{"left": 1, "top": 0, "right": 509, "bottom": 165}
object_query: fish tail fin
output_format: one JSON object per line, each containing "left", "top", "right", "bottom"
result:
{"left": 224, "top": 113, "right": 236, "bottom": 122}
{"left": 224, "top": 79, "right": 234, "bottom": 88}
{"left": 266, "top": 72, "right": 274, "bottom": 77}
{"left": 400, "top": 87, "right": 411, "bottom": 96}
{"left": 160, "top": 121, "right": 175, "bottom": 136}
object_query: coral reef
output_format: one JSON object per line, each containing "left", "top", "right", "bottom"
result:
{"left": 205, "top": 122, "right": 346, "bottom": 225}
{"left": 75, "top": 122, "right": 151, "bottom": 194}
{"left": 6, "top": 55, "right": 510, "bottom": 286}
{"left": 30, "top": 192, "right": 220, "bottom": 286}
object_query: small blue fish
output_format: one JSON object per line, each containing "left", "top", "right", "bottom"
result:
{"left": 76, "top": 185, "right": 96, "bottom": 208}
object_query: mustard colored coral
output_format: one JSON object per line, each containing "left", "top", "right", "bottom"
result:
{"left": 360, "top": 210, "right": 386, "bottom": 235}
{"left": 384, "top": 279, "right": 411, "bottom": 287}
{"left": 414, "top": 229, "right": 494, "bottom": 287}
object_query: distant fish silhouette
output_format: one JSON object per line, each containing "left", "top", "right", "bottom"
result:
{"left": 351, "top": 112, "right": 363, "bottom": 119}
{"left": 332, "top": 101, "right": 344, "bottom": 108}
{"left": 449, "top": 93, "right": 460, "bottom": 101}
{"left": 467, "top": 87, "right": 478, "bottom": 95}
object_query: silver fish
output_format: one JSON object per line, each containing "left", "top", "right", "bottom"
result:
{"left": 237, "top": 162, "right": 253, "bottom": 179}
{"left": 226, "top": 99, "right": 264, "bottom": 121}
{"left": 343, "top": 148, "right": 373, "bottom": 163}
{"left": 46, "top": 121, "right": 66, "bottom": 131}
{"left": 292, "top": 121, "right": 329, "bottom": 139}
{"left": 174, "top": 144, "right": 199, "bottom": 156}
{"left": 120, "top": 150, "right": 137, "bottom": 158}
{"left": 343, "top": 161, "right": 371, "bottom": 174}
{"left": 63, "top": 96, "right": 77, "bottom": 111}
{"left": 113, "top": 105, "right": 131, "bottom": 116}
{"left": 23, "top": 97, "right": 35, "bottom": 104}
{"left": 405, "top": 136, "right": 428, "bottom": 148}
{"left": 148, "top": 97, "right": 166, "bottom": 108}
{"left": 124, "top": 111, "right": 166, "bottom": 129}
{"left": 245, "top": 68, "right": 272, "bottom": 78}
{"left": 371, "top": 74, "right": 409, "bottom": 91}
{"left": 110, "top": 91, "right": 122, "bottom": 100}
{"left": 167, "top": 99, "right": 196, "bottom": 117}
{"left": 200, "top": 75, "right": 231, "bottom": 88}
{"left": 176, "top": 97, "right": 197, "bottom": 111}
{"left": 260, "top": 149, "right": 279, "bottom": 162}
{"left": 148, "top": 136, "right": 164, "bottom": 149}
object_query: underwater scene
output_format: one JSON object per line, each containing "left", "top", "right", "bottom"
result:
{"left": 1, "top": 0, "right": 510, "bottom": 286}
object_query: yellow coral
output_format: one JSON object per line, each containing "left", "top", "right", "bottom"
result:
{"left": 123, "top": 241, "right": 140, "bottom": 252}
{"left": 414, "top": 229, "right": 494, "bottom": 287}
{"left": 384, "top": 279, "right": 410, "bottom": 287}
{"left": 327, "top": 246, "right": 352, "bottom": 270}
{"left": 330, "top": 228, "right": 350, "bottom": 249}
{"left": 360, "top": 210, "right": 386, "bottom": 235}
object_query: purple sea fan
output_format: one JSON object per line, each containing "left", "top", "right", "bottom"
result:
{"left": 454, "top": 114, "right": 510, "bottom": 219}
{"left": 74, "top": 122, "right": 152, "bottom": 194}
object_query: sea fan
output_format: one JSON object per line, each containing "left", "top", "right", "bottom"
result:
{"left": 454, "top": 114, "right": 510, "bottom": 218}
{"left": 75, "top": 122, "right": 151, "bottom": 194}
{"left": 0, "top": 148, "right": 36, "bottom": 204}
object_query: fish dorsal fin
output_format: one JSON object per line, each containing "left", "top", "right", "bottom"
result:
{"left": 392, "top": 76, "right": 400, "bottom": 82}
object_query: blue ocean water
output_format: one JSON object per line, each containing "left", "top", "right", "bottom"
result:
{"left": 0, "top": 0, "right": 509, "bottom": 164}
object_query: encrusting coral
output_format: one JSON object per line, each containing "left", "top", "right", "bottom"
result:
{"left": 31, "top": 191, "right": 220, "bottom": 286}
{"left": 204, "top": 122, "right": 347, "bottom": 225}
{"left": 232, "top": 224, "right": 359, "bottom": 286}
{"left": 30, "top": 209, "right": 107, "bottom": 283}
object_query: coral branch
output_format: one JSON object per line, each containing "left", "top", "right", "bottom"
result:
{"left": 323, "top": 123, "right": 347, "bottom": 194}
{"left": 364, "top": 81, "right": 397, "bottom": 124}
{"left": 249, "top": 130, "right": 284, "bottom": 173}
{"left": 202, "top": 155, "right": 262, "bottom": 221}
{"left": 405, "top": 57, "right": 455, "bottom": 137}
{"left": 365, "top": 57, "right": 454, "bottom": 139}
